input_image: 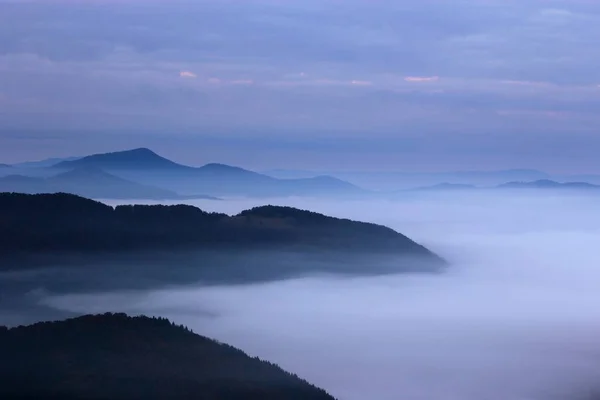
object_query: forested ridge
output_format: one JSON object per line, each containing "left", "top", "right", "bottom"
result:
{"left": 0, "top": 313, "right": 336, "bottom": 400}
{"left": 0, "top": 192, "right": 441, "bottom": 260}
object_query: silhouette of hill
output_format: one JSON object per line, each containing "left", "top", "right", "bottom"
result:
{"left": 0, "top": 163, "right": 10, "bottom": 168}
{"left": 53, "top": 148, "right": 366, "bottom": 198}
{"left": 497, "top": 179, "right": 600, "bottom": 190}
{"left": 0, "top": 193, "right": 441, "bottom": 260}
{"left": 398, "top": 180, "right": 600, "bottom": 194}
{"left": 0, "top": 167, "right": 213, "bottom": 200}
{"left": 0, "top": 313, "right": 336, "bottom": 400}
{"left": 264, "top": 168, "right": 551, "bottom": 191}
{"left": 560, "top": 173, "right": 600, "bottom": 185}
{"left": 0, "top": 193, "right": 444, "bottom": 284}
{"left": 55, "top": 148, "right": 190, "bottom": 171}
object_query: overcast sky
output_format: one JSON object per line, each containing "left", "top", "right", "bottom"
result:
{"left": 1, "top": 0, "right": 600, "bottom": 172}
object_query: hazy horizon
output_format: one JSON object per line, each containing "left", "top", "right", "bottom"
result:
{"left": 3, "top": 145, "right": 600, "bottom": 178}
{"left": 2, "top": 0, "right": 600, "bottom": 172}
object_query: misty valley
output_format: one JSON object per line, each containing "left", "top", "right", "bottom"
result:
{"left": 5, "top": 0, "right": 600, "bottom": 397}
{"left": 3, "top": 149, "right": 600, "bottom": 400}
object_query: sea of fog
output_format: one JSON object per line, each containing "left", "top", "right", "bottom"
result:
{"left": 7, "top": 192, "right": 600, "bottom": 400}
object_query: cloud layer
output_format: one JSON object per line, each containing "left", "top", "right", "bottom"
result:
{"left": 37, "top": 192, "right": 600, "bottom": 400}
{"left": 1, "top": 0, "right": 600, "bottom": 170}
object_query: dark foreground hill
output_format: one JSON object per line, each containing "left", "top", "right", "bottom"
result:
{"left": 0, "top": 313, "right": 336, "bottom": 400}
{"left": 0, "top": 192, "right": 441, "bottom": 258}
{"left": 0, "top": 193, "right": 445, "bottom": 283}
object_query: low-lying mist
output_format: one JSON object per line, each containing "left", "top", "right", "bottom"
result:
{"left": 10, "top": 192, "right": 600, "bottom": 399}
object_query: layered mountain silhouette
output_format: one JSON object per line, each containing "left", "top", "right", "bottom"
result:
{"left": 266, "top": 168, "right": 551, "bottom": 190}
{"left": 54, "top": 148, "right": 366, "bottom": 197}
{"left": 0, "top": 166, "right": 214, "bottom": 200}
{"left": 0, "top": 313, "right": 336, "bottom": 400}
{"left": 55, "top": 148, "right": 188, "bottom": 171}
{"left": 402, "top": 180, "right": 600, "bottom": 193}
{"left": 497, "top": 179, "right": 600, "bottom": 190}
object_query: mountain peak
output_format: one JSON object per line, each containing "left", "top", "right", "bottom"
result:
{"left": 201, "top": 162, "right": 240, "bottom": 170}
{"left": 54, "top": 148, "right": 189, "bottom": 170}
{"left": 123, "top": 147, "right": 158, "bottom": 156}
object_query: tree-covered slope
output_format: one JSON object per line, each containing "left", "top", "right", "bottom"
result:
{"left": 0, "top": 313, "right": 336, "bottom": 400}
{"left": 0, "top": 193, "right": 443, "bottom": 262}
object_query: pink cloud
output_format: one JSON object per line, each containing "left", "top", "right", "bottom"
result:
{"left": 404, "top": 76, "right": 439, "bottom": 82}
{"left": 179, "top": 71, "right": 197, "bottom": 79}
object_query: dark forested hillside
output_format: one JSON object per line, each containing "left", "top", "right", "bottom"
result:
{"left": 0, "top": 313, "right": 336, "bottom": 400}
{"left": 0, "top": 193, "right": 442, "bottom": 261}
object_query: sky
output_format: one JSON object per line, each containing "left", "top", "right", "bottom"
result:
{"left": 1, "top": 0, "right": 600, "bottom": 172}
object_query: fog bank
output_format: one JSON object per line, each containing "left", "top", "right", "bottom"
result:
{"left": 28, "top": 193, "right": 600, "bottom": 399}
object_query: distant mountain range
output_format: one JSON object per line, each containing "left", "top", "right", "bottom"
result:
{"left": 265, "top": 168, "right": 553, "bottom": 191}
{"left": 0, "top": 166, "right": 216, "bottom": 200}
{"left": 405, "top": 179, "right": 600, "bottom": 193}
{"left": 0, "top": 313, "right": 336, "bottom": 400}
{"left": 497, "top": 179, "right": 600, "bottom": 190}
{"left": 52, "top": 148, "right": 366, "bottom": 198}
{"left": 6, "top": 148, "right": 600, "bottom": 198}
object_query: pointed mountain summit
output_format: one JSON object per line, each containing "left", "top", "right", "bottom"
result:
{"left": 54, "top": 148, "right": 191, "bottom": 171}
{"left": 49, "top": 148, "right": 368, "bottom": 198}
